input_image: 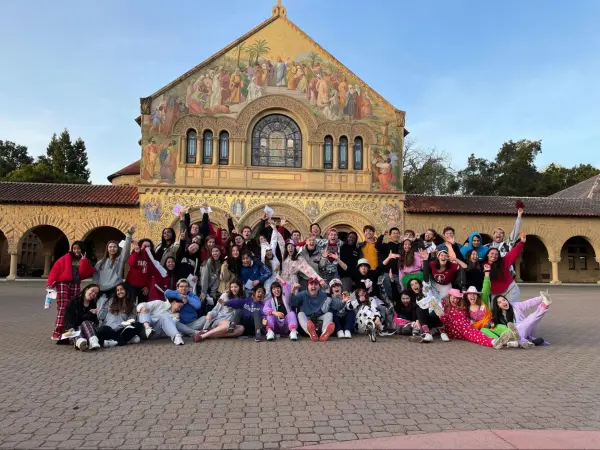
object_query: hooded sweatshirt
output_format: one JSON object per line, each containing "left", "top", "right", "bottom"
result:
{"left": 460, "top": 232, "right": 488, "bottom": 260}
{"left": 93, "top": 234, "right": 132, "bottom": 291}
{"left": 291, "top": 289, "right": 328, "bottom": 317}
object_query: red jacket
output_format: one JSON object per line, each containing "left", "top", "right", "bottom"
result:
{"left": 46, "top": 254, "right": 95, "bottom": 287}
{"left": 146, "top": 257, "right": 177, "bottom": 301}
{"left": 490, "top": 240, "right": 525, "bottom": 294}
{"left": 126, "top": 250, "right": 152, "bottom": 288}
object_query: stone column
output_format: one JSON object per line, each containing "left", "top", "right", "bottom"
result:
{"left": 515, "top": 255, "right": 523, "bottom": 283}
{"left": 212, "top": 137, "right": 218, "bottom": 165}
{"left": 549, "top": 257, "right": 561, "bottom": 285}
{"left": 42, "top": 252, "right": 52, "bottom": 278}
{"left": 6, "top": 252, "right": 18, "bottom": 281}
{"left": 596, "top": 258, "right": 600, "bottom": 284}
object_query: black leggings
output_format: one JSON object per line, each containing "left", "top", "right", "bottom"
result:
{"left": 97, "top": 323, "right": 144, "bottom": 346}
{"left": 416, "top": 307, "right": 444, "bottom": 334}
{"left": 240, "top": 310, "right": 264, "bottom": 336}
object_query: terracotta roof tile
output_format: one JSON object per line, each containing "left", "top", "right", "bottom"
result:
{"left": 404, "top": 194, "right": 600, "bottom": 217}
{"left": 107, "top": 160, "right": 141, "bottom": 182}
{"left": 0, "top": 182, "right": 139, "bottom": 206}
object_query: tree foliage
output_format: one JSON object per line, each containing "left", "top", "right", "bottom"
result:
{"left": 402, "top": 138, "right": 460, "bottom": 195}
{"left": 0, "top": 129, "right": 90, "bottom": 184}
{"left": 0, "top": 140, "right": 33, "bottom": 178}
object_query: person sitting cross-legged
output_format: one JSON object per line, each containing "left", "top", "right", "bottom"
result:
{"left": 136, "top": 296, "right": 199, "bottom": 346}
{"left": 291, "top": 277, "right": 335, "bottom": 342}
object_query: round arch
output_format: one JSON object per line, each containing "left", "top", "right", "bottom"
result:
{"left": 16, "top": 216, "right": 76, "bottom": 250}
{"left": 238, "top": 202, "right": 310, "bottom": 235}
{"left": 81, "top": 218, "right": 131, "bottom": 240}
{"left": 0, "top": 229, "right": 9, "bottom": 277}
{"left": 315, "top": 210, "right": 373, "bottom": 241}
{"left": 558, "top": 235, "right": 599, "bottom": 283}
{"left": 84, "top": 227, "right": 127, "bottom": 265}
{"left": 520, "top": 235, "right": 551, "bottom": 283}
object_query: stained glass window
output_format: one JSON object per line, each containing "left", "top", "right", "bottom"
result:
{"left": 186, "top": 130, "right": 197, "bottom": 163}
{"left": 219, "top": 131, "right": 229, "bottom": 165}
{"left": 353, "top": 136, "right": 363, "bottom": 170}
{"left": 339, "top": 136, "right": 348, "bottom": 169}
{"left": 323, "top": 135, "right": 333, "bottom": 169}
{"left": 251, "top": 114, "right": 302, "bottom": 168}
{"left": 203, "top": 130, "right": 213, "bottom": 164}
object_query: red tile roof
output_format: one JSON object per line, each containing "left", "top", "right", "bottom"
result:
{"left": 107, "top": 160, "right": 141, "bottom": 182}
{"left": 0, "top": 182, "right": 139, "bottom": 206}
{"left": 404, "top": 194, "right": 600, "bottom": 217}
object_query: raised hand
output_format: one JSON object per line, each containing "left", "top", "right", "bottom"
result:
{"left": 291, "top": 283, "right": 301, "bottom": 293}
{"left": 520, "top": 232, "right": 527, "bottom": 243}
{"left": 128, "top": 225, "right": 137, "bottom": 235}
{"left": 418, "top": 249, "right": 428, "bottom": 260}
{"left": 280, "top": 217, "right": 287, "bottom": 227}
{"left": 483, "top": 263, "right": 491, "bottom": 272}
{"left": 517, "top": 208, "right": 524, "bottom": 217}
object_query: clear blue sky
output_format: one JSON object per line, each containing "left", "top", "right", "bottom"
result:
{"left": 1, "top": 0, "right": 599, "bottom": 184}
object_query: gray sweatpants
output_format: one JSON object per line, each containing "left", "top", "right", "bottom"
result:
{"left": 500, "top": 281, "right": 521, "bottom": 304}
{"left": 297, "top": 311, "right": 333, "bottom": 334}
{"left": 138, "top": 313, "right": 196, "bottom": 340}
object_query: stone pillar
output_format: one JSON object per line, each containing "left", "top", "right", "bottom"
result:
{"left": 6, "top": 252, "right": 18, "bottom": 281}
{"left": 549, "top": 258, "right": 561, "bottom": 285}
{"left": 212, "top": 137, "right": 218, "bottom": 165}
{"left": 596, "top": 258, "right": 600, "bottom": 284}
{"left": 515, "top": 255, "right": 523, "bottom": 283}
{"left": 42, "top": 252, "right": 52, "bottom": 278}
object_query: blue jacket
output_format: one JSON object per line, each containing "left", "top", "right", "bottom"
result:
{"left": 291, "top": 289, "right": 328, "bottom": 317}
{"left": 240, "top": 261, "right": 272, "bottom": 287}
{"left": 165, "top": 289, "right": 202, "bottom": 324}
{"left": 460, "top": 232, "right": 488, "bottom": 260}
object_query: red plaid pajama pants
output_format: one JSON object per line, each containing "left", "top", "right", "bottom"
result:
{"left": 52, "top": 282, "right": 81, "bottom": 338}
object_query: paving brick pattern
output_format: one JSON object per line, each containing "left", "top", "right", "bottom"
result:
{"left": 1, "top": 283, "right": 599, "bottom": 449}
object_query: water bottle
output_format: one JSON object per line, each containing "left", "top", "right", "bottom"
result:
{"left": 44, "top": 295, "right": 52, "bottom": 309}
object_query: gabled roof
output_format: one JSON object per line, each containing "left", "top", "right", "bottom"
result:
{"left": 148, "top": 7, "right": 402, "bottom": 116}
{"left": 0, "top": 182, "right": 139, "bottom": 206}
{"left": 549, "top": 174, "right": 600, "bottom": 200}
{"left": 107, "top": 160, "right": 141, "bottom": 182}
{"left": 404, "top": 194, "right": 600, "bottom": 217}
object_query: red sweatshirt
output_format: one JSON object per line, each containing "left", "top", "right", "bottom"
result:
{"left": 46, "top": 254, "right": 95, "bottom": 287}
{"left": 126, "top": 250, "right": 152, "bottom": 288}
{"left": 490, "top": 240, "right": 525, "bottom": 294}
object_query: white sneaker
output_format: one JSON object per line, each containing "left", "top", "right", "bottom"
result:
{"left": 440, "top": 332, "right": 450, "bottom": 342}
{"left": 145, "top": 327, "right": 154, "bottom": 339}
{"left": 289, "top": 329, "right": 298, "bottom": 341}
{"left": 520, "top": 340, "right": 535, "bottom": 349}
{"left": 128, "top": 335, "right": 141, "bottom": 345}
{"left": 75, "top": 338, "right": 88, "bottom": 351}
{"left": 88, "top": 336, "right": 101, "bottom": 350}
{"left": 344, "top": 330, "right": 352, "bottom": 339}
{"left": 422, "top": 333, "right": 433, "bottom": 342}
{"left": 507, "top": 341, "right": 519, "bottom": 348}
{"left": 337, "top": 330, "right": 345, "bottom": 339}
{"left": 267, "top": 329, "right": 276, "bottom": 341}
{"left": 51, "top": 336, "right": 60, "bottom": 341}
{"left": 103, "top": 339, "right": 118, "bottom": 348}
{"left": 492, "top": 331, "right": 510, "bottom": 349}
{"left": 173, "top": 335, "right": 184, "bottom": 345}
{"left": 540, "top": 290, "right": 552, "bottom": 307}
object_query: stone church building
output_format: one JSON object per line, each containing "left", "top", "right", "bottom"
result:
{"left": 1, "top": 1, "right": 599, "bottom": 284}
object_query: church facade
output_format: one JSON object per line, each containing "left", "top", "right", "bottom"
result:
{"left": 1, "top": 2, "right": 599, "bottom": 284}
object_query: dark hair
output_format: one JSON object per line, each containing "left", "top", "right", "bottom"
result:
{"left": 443, "top": 226, "right": 455, "bottom": 235}
{"left": 97, "top": 240, "right": 120, "bottom": 268}
{"left": 406, "top": 278, "right": 424, "bottom": 301}
{"left": 164, "top": 256, "right": 177, "bottom": 272}
{"left": 389, "top": 227, "right": 400, "bottom": 234}
{"left": 226, "top": 245, "right": 242, "bottom": 276}
{"left": 109, "top": 282, "right": 135, "bottom": 315}
{"left": 284, "top": 242, "right": 298, "bottom": 261}
{"left": 291, "top": 229, "right": 301, "bottom": 236}
{"left": 77, "top": 283, "right": 100, "bottom": 304}
{"left": 492, "top": 294, "right": 514, "bottom": 325}
{"left": 270, "top": 281, "right": 283, "bottom": 302}
{"left": 137, "top": 238, "right": 155, "bottom": 254}
{"left": 404, "top": 229, "right": 415, "bottom": 237}
{"left": 465, "top": 249, "right": 482, "bottom": 271}
{"left": 70, "top": 240, "right": 86, "bottom": 258}
{"left": 160, "top": 227, "right": 176, "bottom": 248}
{"left": 397, "top": 289, "right": 417, "bottom": 314}
{"left": 242, "top": 226, "right": 252, "bottom": 233}
{"left": 241, "top": 250, "right": 253, "bottom": 260}
{"left": 398, "top": 239, "right": 415, "bottom": 269}
{"left": 310, "top": 223, "right": 321, "bottom": 232}
{"left": 484, "top": 248, "right": 502, "bottom": 280}
{"left": 363, "top": 225, "right": 375, "bottom": 233}
{"left": 345, "top": 231, "right": 358, "bottom": 244}
{"left": 435, "top": 250, "right": 449, "bottom": 270}
{"left": 205, "top": 246, "right": 222, "bottom": 274}
{"left": 227, "top": 279, "right": 243, "bottom": 299}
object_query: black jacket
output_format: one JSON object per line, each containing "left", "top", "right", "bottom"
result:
{"left": 339, "top": 244, "right": 362, "bottom": 278}
{"left": 64, "top": 296, "right": 98, "bottom": 330}
{"left": 376, "top": 236, "right": 401, "bottom": 273}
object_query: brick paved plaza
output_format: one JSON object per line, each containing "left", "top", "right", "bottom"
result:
{"left": 1, "top": 282, "right": 599, "bottom": 449}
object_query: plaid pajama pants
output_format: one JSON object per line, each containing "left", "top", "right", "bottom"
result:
{"left": 52, "top": 282, "right": 81, "bottom": 338}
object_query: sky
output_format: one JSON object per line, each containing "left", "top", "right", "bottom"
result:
{"left": 1, "top": 0, "right": 599, "bottom": 184}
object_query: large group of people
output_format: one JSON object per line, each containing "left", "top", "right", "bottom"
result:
{"left": 46, "top": 205, "right": 552, "bottom": 351}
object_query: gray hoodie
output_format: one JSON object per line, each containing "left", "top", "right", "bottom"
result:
{"left": 93, "top": 234, "right": 132, "bottom": 291}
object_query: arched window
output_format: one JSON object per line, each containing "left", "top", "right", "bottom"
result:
{"left": 323, "top": 135, "right": 333, "bottom": 169}
{"left": 339, "top": 136, "right": 348, "bottom": 170}
{"left": 202, "top": 130, "right": 213, "bottom": 164}
{"left": 186, "top": 130, "right": 197, "bottom": 163}
{"left": 251, "top": 114, "right": 302, "bottom": 168}
{"left": 353, "top": 136, "right": 363, "bottom": 170}
{"left": 219, "top": 131, "right": 229, "bottom": 165}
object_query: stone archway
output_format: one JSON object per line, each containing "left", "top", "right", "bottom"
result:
{"left": 558, "top": 236, "right": 599, "bottom": 283}
{"left": 238, "top": 202, "right": 310, "bottom": 236}
{"left": 0, "top": 230, "right": 9, "bottom": 277}
{"left": 315, "top": 210, "right": 371, "bottom": 241}
{"left": 15, "top": 224, "right": 71, "bottom": 279}
{"left": 520, "top": 235, "right": 551, "bottom": 283}
{"left": 83, "top": 227, "right": 127, "bottom": 266}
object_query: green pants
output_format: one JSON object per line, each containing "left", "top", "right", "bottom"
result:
{"left": 481, "top": 324, "right": 510, "bottom": 339}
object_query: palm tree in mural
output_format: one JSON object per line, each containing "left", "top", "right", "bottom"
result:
{"left": 249, "top": 39, "right": 270, "bottom": 65}
{"left": 235, "top": 43, "right": 246, "bottom": 68}
{"left": 307, "top": 51, "right": 322, "bottom": 66}
{"left": 245, "top": 45, "right": 256, "bottom": 67}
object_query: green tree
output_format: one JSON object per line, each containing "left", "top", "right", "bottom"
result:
{"left": 5, "top": 161, "right": 56, "bottom": 183}
{"left": 248, "top": 39, "right": 270, "bottom": 65}
{"left": 44, "top": 129, "right": 90, "bottom": 184}
{"left": 0, "top": 140, "right": 33, "bottom": 179}
{"left": 235, "top": 43, "right": 246, "bottom": 68}
{"left": 65, "top": 137, "right": 90, "bottom": 183}
{"left": 456, "top": 154, "right": 498, "bottom": 195}
{"left": 537, "top": 163, "right": 600, "bottom": 196}
{"left": 402, "top": 138, "right": 459, "bottom": 195}
{"left": 306, "top": 51, "right": 322, "bottom": 66}
{"left": 493, "top": 139, "right": 541, "bottom": 196}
